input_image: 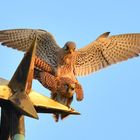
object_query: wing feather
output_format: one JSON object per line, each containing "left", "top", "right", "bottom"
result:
{"left": 75, "top": 32, "right": 140, "bottom": 76}
{"left": 0, "top": 29, "right": 61, "bottom": 66}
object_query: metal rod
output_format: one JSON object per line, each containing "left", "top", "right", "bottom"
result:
{"left": 0, "top": 106, "right": 25, "bottom": 140}
{"left": 0, "top": 108, "right": 10, "bottom": 140}
{"left": 9, "top": 109, "right": 25, "bottom": 140}
{"left": 0, "top": 37, "right": 80, "bottom": 140}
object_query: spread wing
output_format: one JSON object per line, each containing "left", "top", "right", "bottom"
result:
{"left": 0, "top": 29, "right": 61, "bottom": 66}
{"left": 74, "top": 32, "right": 140, "bottom": 76}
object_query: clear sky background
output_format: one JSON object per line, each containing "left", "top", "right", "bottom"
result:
{"left": 0, "top": 0, "right": 140, "bottom": 140}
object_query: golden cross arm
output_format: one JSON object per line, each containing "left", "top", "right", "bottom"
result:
{"left": 0, "top": 81, "right": 80, "bottom": 115}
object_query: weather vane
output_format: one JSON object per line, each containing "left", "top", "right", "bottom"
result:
{"left": 0, "top": 38, "right": 79, "bottom": 140}
{"left": 0, "top": 28, "right": 140, "bottom": 139}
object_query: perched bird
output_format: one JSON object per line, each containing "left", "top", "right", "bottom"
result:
{"left": 0, "top": 29, "right": 140, "bottom": 106}
{"left": 34, "top": 68, "right": 83, "bottom": 103}
{"left": 34, "top": 68, "right": 83, "bottom": 121}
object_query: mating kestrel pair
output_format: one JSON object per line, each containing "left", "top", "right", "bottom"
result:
{"left": 0, "top": 29, "right": 140, "bottom": 120}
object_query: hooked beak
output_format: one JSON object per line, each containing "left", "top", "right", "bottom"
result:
{"left": 69, "top": 49, "right": 73, "bottom": 54}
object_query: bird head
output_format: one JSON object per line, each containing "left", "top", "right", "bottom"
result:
{"left": 61, "top": 83, "right": 75, "bottom": 98}
{"left": 63, "top": 41, "right": 76, "bottom": 54}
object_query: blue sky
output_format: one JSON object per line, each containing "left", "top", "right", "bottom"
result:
{"left": 0, "top": 0, "right": 140, "bottom": 140}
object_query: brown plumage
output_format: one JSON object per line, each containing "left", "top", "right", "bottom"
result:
{"left": 1, "top": 29, "right": 140, "bottom": 117}
{"left": 34, "top": 69, "right": 83, "bottom": 103}
{"left": 34, "top": 56, "right": 52, "bottom": 73}
{"left": 34, "top": 56, "right": 83, "bottom": 101}
{"left": 0, "top": 29, "right": 140, "bottom": 78}
{"left": 34, "top": 69, "right": 83, "bottom": 121}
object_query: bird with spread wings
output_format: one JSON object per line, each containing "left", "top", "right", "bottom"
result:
{"left": 0, "top": 29, "right": 140, "bottom": 119}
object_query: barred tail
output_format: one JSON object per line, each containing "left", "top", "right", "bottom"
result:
{"left": 34, "top": 69, "right": 57, "bottom": 92}
{"left": 35, "top": 56, "right": 52, "bottom": 73}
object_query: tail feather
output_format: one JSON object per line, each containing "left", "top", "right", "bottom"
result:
{"left": 51, "top": 92, "right": 73, "bottom": 122}
{"left": 61, "top": 113, "right": 70, "bottom": 120}
{"left": 53, "top": 114, "right": 60, "bottom": 122}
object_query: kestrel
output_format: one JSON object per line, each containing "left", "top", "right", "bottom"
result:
{"left": 34, "top": 57, "right": 83, "bottom": 121}
{"left": 34, "top": 68, "right": 83, "bottom": 121}
{"left": 34, "top": 67, "right": 83, "bottom": 104}
{"left": 0, "top": 28, "right": 140, "bottom": 104}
